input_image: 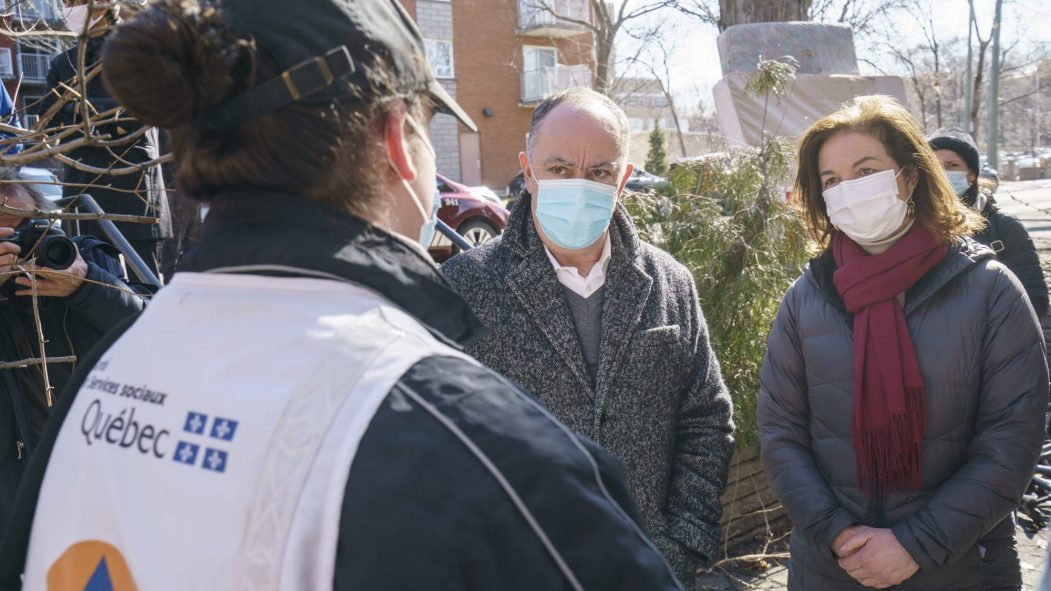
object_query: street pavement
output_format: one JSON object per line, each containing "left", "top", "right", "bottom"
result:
{"left": 700, "top": 179, "right": 1051, "bottom": 590}
{"left": 999, "top": 179, "right": 1051, "bottom": 271}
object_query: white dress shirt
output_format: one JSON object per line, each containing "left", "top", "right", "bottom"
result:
{"left": 544, "top": 236, "right": 612, "bottom": 299}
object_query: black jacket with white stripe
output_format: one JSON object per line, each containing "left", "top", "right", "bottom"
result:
{"left": 0, "top": 192, "right": 682, "bottom": 591}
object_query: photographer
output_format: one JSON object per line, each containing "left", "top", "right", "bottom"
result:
{"left": 0, "top": 167, "right": 147, "bottom": 534}
{"left": 38, "top": 0, "right": 171, "bottom": 277}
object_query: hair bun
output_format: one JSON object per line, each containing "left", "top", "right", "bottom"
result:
{"left": 102, "top": 0, "right": 250, "bottom": 128}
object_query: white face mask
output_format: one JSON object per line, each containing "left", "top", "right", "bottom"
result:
{"left": 823, "top": 168, "right": 912, "bottom": 245}
{"left": 62, "top": 5, "right": 105, "bottom": 34}
{"left": 386, "top": 114, "right": 438, "bottom": 246}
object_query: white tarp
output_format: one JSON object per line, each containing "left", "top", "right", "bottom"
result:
{"left": 713, "top": 73, "right": 909, "bottom": 148}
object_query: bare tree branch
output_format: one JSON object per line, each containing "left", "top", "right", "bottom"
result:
{"left": 0, "top": 355, "right": 76, "bottom": 371}
{"left": 0, "top": 203, "right": 160, "bottom": 225}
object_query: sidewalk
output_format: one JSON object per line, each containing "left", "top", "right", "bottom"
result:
{"left": 702, "top": 180, "right": 1051, "bottom": 590}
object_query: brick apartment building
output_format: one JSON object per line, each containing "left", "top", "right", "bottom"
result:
{"left": 0, "top": 0, "right": 595, "bottom": 192}
{"left": 402, "top": 0, "right": 595, "bottom": 192}
{"left": 0, "top": 0, "right": 68, "bottom": 128}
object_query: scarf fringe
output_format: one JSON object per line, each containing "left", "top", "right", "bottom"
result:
{"left": 856, "top": 386, "right": 927, "bottom": 493}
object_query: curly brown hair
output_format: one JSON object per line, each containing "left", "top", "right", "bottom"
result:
{"left": 100, "top": 0, "right": 426, "bottom": 219}
{"left": 793, "top": 95, "right": 983, "bottom": 249}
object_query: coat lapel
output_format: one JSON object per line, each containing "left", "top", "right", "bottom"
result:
{"left": 594, "top": 212, "right": 652, "bottom": 430}
{"left": 505, "top": 255, "right": 595, "bottom": 396}
{"left": 501, "top": 196, "right": 595, "bottom": 395}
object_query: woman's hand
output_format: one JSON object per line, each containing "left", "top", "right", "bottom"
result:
{"left": 831, "top": 524, "right": 865, "bottom": 557}
{"left": 836, "top": 527, "right": 919, "bottom": 588}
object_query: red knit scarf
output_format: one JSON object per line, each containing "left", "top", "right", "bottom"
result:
{"left": 832, "top": 225, "right": 947, "bottom": 492}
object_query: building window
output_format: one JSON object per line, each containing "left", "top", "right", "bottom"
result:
{"left": 19, "top": 93, "right": 41, "bottom": 127}
{"left": 424, "top": 39, "right": 454, "bottom": 79}
{"left": 0, "top": 48, "right": 13, "bottom": 79}
{"left": 17, "top": 47, "right": 54, "bottom": 82}
{"left": 523, "top": 45, "right": 557, "bottom": 73}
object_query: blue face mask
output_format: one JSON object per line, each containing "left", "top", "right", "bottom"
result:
{"left": 945, "top": 170, "right": 971, "bottom": 196}
{"left": 534, "top": 178, "right": 618, "bottom": 250}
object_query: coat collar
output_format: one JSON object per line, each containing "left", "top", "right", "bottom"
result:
{"left": 500, "top": 192, "right": 653, "bottom": 423}
{"left": 177, "top": 191, "right": 485, "bottom": 349}
{"left": 807, "top": 236, "right": 995, "bottom": 318}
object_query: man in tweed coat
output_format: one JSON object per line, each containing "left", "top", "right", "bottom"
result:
{"left": 442, "top": 88, "right": 734, "bottom": 587}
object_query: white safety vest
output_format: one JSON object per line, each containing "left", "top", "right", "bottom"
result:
{"left": 23, "top": 271, "right": 462, "bottom": 591}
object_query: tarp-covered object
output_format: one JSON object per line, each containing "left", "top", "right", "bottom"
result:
{"left": 717, "top": 22, "right": 859, "bottom": 77}
{"left": 714, "top": 73, "right": 909, "bottom": 148}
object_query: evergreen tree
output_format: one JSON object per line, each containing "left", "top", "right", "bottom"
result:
{"left": 645, "top": 118, "right": 668, "bottom": 175}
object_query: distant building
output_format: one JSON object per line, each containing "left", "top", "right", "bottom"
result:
{"left": 402, "top": 0, "right": 595, "bottom": 191}
{"left": 613, "top": 76, "right": 721, "bottom": 166}
{"left": 614, "top": 77, "right": 678, "bottom": 134}
{"left": 0, "top": 0, "right": 68, "bottom": 127}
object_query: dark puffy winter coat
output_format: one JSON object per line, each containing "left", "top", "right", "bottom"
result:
{"left": 37, "top": 36, "right": 171, "bottom": 242}
{"left": 758, "top": 238, "right": 1048, "bottom": 590}
{"left": 0, "top": 236, "right": 148, "bottom": 533}
{"left": 965, "top": 186, "right": 1048, "bottom": 317}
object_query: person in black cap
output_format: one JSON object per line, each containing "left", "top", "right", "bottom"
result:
{"left": 929, "top": 127, "right": 1048, "bottom": 317}
{"left": 0, "top": 1, "right": 683, "bottom": 589}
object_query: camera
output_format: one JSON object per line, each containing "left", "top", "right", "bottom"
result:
{"left": 0, "top": 219, "right": 77, "bottom": 270}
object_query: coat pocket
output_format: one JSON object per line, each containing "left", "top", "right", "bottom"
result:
{"left": 637, "top": 325, "right": 681, "bottom": 347}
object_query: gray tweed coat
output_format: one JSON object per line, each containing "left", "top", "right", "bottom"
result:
{"left": 441, "top": 194, "right": 735, "bottom": 585}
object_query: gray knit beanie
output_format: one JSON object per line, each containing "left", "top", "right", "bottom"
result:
{"left": 927, "top": 127, "right": 980, "bottom": 175}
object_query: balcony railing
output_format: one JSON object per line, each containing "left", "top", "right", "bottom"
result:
{"left": 521, "top": 64, "right": 591, "bottom": 103}
{"left": 19, "top": 53, "right": 51, "bottom": 81}
{"left": 518, "top": 0, "right": 589, "bottom": 36}
{"left": 8, "top": 0, "right": 60, "bottom": 22}
{"left": 0, "top": 48, "right": 13, "bottom": 79}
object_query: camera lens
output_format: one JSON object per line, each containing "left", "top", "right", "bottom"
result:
{"left": 40, "top": 237, "right": 76, "bottom": 270}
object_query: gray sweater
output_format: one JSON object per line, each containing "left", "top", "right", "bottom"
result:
{"left": 442, "top": 195, "right": 735, "bottom": 585}
{"left": 562, "top": 283, "right": 604, "bottom": 382}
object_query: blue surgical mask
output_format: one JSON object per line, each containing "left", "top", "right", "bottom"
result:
{"left": 535, "top": 178, "right": 617, "bottom": 250}
{"left": 945, "top": 170, "right": 971, "bottom": 196}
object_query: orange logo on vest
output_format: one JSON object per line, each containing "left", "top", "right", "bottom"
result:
{"left": 47, "top": 540, "right": 138, "bottom": 591}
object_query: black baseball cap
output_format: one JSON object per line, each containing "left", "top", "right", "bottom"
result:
{"left": 201, "top": 0, "right": 476, "bottom": 132}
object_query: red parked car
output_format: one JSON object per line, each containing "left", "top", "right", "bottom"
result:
{"left": 429, "top": 173, "right": 509, "bottom": 263}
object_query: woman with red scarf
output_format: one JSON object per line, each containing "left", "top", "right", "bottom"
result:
{"left": 759, "top": 95, "right": 1048, "bottom": 591}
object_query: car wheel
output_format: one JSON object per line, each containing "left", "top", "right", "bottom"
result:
{"left": 454, "top": 219, "right": 499, "bottom": 253}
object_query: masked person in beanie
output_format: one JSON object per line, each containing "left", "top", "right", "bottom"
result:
{"left": 0, "top": 1, "right": 683, "bottom": 590}
{"left": 441, "top": 87, "right": 735, "bottom": 587}
{"left": 928, "top": 127, "right": 1048, "bottom": 318}
{"left": 759, "top": 96, "right": 1047, "bottom": 590}
{"left": 38, "top": 0, "right": 171, "bottom": 277}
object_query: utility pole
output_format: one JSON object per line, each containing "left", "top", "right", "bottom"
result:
{"left": 964, "top": 0, "right": 975, "bottom": 131}
{"left": 1036, "top": 67, "right": 1041, "bottom": 150}
{"left": 987, "top": 0, "right": 1003, "bottom": 169}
